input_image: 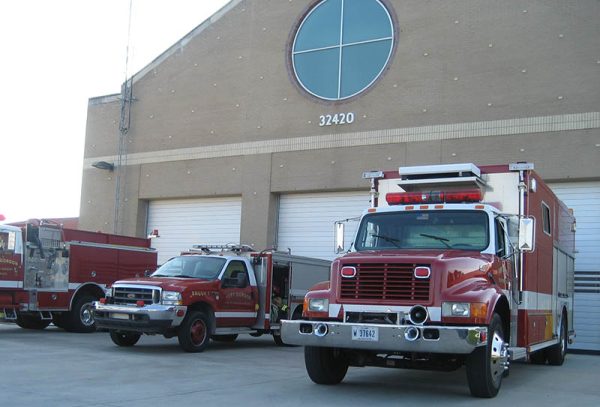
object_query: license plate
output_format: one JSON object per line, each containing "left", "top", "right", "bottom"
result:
{"left": 352, "top": 326, "right": 379, "bottom": 342}
{"left": 111, "top": 313, "right": 130, "bottom": 320}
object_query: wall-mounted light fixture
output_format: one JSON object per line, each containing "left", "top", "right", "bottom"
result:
{"left": 91, "top": 161, "right": 115, "bottom": 171}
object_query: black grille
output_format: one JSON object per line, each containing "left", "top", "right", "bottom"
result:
{"left": 113, "top": 287, "right": 159, "bottom": 305}
{"left": 340, "top": 263, "right": 431, "bottom": 303}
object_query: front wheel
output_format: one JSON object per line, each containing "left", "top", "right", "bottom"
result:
{"left": 466, "top": 313, "right": 508, "bottom": 398}
{"left": 64, "top": 294, "right": 97, "bottom": 333}
{"left": 178, "top": 311, "right": 211, "bottom": 352}
{"left": 109, "top": 330, "right": 141, "bottom": 347}
{"left": 304, "top": 346, "right": 349, "bottom": 385}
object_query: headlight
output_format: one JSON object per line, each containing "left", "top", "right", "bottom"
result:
{"left": 162, "top": 291, "right": 182, "bottom": 305}
{"left": 308, "top": 298, "right": 329, "bottom": 312}
{"left": 442, "top": 302, "right": 470, "bottom": 317}
{"left": 104, "top": 287, "right": 113, "bottom": 298}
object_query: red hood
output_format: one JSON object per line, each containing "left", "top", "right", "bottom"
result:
{"left": 341, "top": 249, "right": 491, "bottom": 262}
{"left": 112, "top": 277, "right": 217, "bottom": 292}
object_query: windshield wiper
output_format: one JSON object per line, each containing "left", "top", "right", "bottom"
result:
{"left": 151, "top": 274, "right": 168, "bottom": 277}
{"left": 420, "top": 233, "right": 451, "bottom": 248}
{"left": 371, "top": 234, "right": 402, "bottom": 248}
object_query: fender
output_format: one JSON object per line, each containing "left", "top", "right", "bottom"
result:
{"left": 68, "top": 282, "right": 106, "bottom": 310}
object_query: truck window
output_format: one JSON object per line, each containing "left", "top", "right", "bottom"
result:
{"left": 542, "top": 202, "right": 552, "bottom": 236}
{"left": 151, "top": 256, "right": 226, "bottom": 279}
{"left": 221, "top": 261, "right": 249, "bottom": 288}
{"left": 354, "top": 210, "right": 489, "bottom": 251}
{"left": 494, "top": 218, "right": 506, "bottom": 257}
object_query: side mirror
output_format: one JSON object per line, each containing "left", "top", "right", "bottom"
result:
{"left": 335, "top": 221, "right": 345, "bottom": 254}
{"left": 518, "top": 217, "right": 535, "bottom": 252}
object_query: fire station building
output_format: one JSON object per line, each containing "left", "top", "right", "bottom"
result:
{"left": 80, "top": 1, "right": 599, "bottom": 351}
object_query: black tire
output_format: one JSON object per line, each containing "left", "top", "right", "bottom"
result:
{"left": 64, "top": 294, "right": 98, "bottom": 333}
{"left": 529, "top": 350, "right": 547, "bottom": 365}
{"left": 109, "top": 330, "right": 141, "bottom": 347}
{"left": 466, "top": 313, "right": 507, "bottom": 398}
{"left": 177, "top": 311, "right": 211, "bottom": 352}
{"left": 52, "top": 313, "right": 66, "bottom": 329}
{"left": 16, "top": 314, "right": 51, "bottom": 330}
{"left": 304, "top": 346, "right": 349, "bottom": 385}
{"left": 273, "top": 332, "right": 285, "bottom": 346}
{"left": 211, "top": 334, "right": 238, "bottom": 342}
{"left": 547, "top": 312, "right": 568, "bottom": 366}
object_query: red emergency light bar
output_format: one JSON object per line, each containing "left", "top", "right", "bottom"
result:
{"left": 386, "top": 189, "right": 482, "bottom": 205}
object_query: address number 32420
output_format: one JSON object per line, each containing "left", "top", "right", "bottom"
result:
{"left": 319, "top": 112, "right": 355, "bottom": 127}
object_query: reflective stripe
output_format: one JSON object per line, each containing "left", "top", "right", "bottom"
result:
{"left": 0, "top": 280, "right": 21, "bottom": 288}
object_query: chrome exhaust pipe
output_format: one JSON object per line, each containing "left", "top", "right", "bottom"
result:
{"left": 408, "top": 305, "right": 428, "bottom": 325}
{"left": 404, "top": 326, "right": 420, "bottom": 342}
{"left": 314, "top": 323, "right": 328, "bottom": 337}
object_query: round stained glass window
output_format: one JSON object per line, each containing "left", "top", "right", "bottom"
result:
{"left": 291, "top": 0, "right": 395, "bottom": 101}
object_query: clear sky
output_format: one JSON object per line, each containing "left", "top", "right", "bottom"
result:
{"left": 0, "top": 0, "right": 229, "bottom": 224}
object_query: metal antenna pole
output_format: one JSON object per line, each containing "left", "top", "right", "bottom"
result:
{"left": 114, "top": 0, "right": 134, "bottom": 235}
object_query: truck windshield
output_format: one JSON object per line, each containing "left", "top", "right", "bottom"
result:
{"left": 354, "top": 210, "right": 489, "bottom": 251}
{"left": 151, "top": 256, "right": 227, "bottom": 279}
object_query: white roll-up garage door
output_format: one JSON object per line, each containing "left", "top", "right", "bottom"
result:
{"left": 148, "top": 197, "right": 242, "bottom": 264}
{"left": 550, "top": 182, "right": 600, "bottom": 352}
{"left": 277, "top": 191, "right": 370, "bottom": 261}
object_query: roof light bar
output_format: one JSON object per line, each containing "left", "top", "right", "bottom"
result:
{"left": 386, "top": 189, "right": 482, "bottom": 205}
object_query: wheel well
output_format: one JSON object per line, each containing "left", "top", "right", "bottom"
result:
{"left": 188, "top": 302, "right": 215, "bottom": 333}
{"left": 69, "top": 284, "right": 105, "bottom": 309}
{"left": 494, "top": 296, "right": 510, "bottom": 343}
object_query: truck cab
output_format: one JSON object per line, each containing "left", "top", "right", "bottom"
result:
{"left": 281, "top": 163, "right": 575, "bottom": 398}
{"left": 94, "top": 245, "right": 331, "bottom": 352}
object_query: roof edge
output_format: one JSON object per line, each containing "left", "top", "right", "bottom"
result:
{"left": 132, "top": 0, "right": 242, "bottom": 86}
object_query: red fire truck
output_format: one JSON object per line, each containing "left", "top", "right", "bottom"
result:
{"left": 94, "top": 245, "right": 331, "bottom": 352}
{"left": 0, "top": 221, "right": 157, "bottom": 332}
{"left": 281, "top": 163, "right": 576, "bottom": 398}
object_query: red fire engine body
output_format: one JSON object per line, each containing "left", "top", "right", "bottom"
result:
{"left": 281, "top": 163, "right": 576, "bottom": 398}
{"left": 0, "top": 221, "right": 157, "bottom": 332}
{"left": 94, "top": 246, "right": 330, "bottom": 352}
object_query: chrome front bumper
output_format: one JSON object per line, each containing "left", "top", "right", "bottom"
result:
{"left": 281, "top": 320, "right": 487, "bottom": 354}
{"left": 93, "top": 302, "right": 187, "bottom": 333}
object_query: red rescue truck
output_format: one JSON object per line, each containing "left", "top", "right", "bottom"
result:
{"left": 281, "top": 163, "right": 576, "bottom": 398}
{"left": 94, "top": 245, "right": 331, "bottom": 352}
{"left": 0, "top": 221, "right": 157, "bottom": 332}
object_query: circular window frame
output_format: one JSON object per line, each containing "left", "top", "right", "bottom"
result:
{"left": 287, "top": 0, "right": 398, "bottom": 104}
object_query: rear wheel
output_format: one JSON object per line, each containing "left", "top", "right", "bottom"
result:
{"left": 466, "top": 313, "right": 508, "bottom": 398}
{"left": 547, "top": 313, "right": 568, "bottom": 366}
{"left": 16, "top": 314, "right": 51, "bottom": 330}
{"left": 211, "top": 334, "right": 238, "bottom": 342}
{"left": 109, "top": 330, "right": 141, "bottom": 347}
{"left": 64, "top": 295, "right": 97, "bottom": 333}
{"left": 178, "top": 311, "right": 211, "bottom": 352}
{"left": 529, "top": 350, "right": 547, "bottom": 365}
{"left": 304, "top": 346, "right": 349, "bottom": 385}
{"left": 52, "top": 313, "right": 66, "bottom": 329}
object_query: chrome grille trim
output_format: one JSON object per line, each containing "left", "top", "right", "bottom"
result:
{"left": 340, "top": 263, "right": 431, "bottom": 303}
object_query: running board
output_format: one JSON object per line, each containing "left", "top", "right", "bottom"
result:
{"left": 2, "top": 308, "right": 17, "bottom": 320}
{"left": 509, "top": 347, "right": 527, "bottom": 361}
{"left": 214, "top": 328, "right": 258, "bottom": 335}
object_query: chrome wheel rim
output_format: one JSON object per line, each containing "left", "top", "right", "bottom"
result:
{"left": 190, "top": 319, "right": 207, "bottom": 346}
{"left": 490, "top": 330, "right": 508, "bottom": 386}
{"left": 81, "top": 303, "right": 94, "bottom": 326}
